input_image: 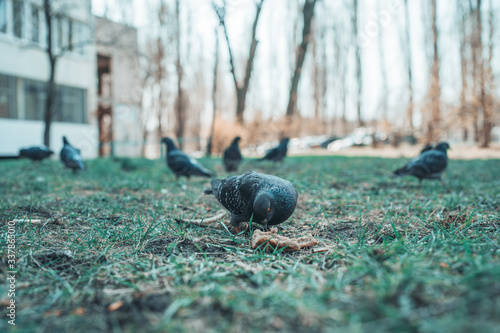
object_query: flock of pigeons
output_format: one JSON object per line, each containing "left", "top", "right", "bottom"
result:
{"left": 15, "top": 136, "right": 450, "bottom": 232}
{"left": 18, "top": 136, "right": 86, "bottom": 172}
{"left": 162, "top": 136, "right": 450, "bottom": 231}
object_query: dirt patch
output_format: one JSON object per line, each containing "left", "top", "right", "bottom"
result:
{"left": 29, "top": 249, "right": 105, "bottom": 279}
{"left": 142, "top": 237, "right": 228, "bottom": 257}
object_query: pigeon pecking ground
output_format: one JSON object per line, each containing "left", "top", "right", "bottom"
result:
{"left": 204, "top": 171, "right": 298, "bottom": 232}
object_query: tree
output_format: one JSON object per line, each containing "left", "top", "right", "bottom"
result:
{"left": 403, "top": 0, "right": 414, "bottom": 130}
{"left": 311, "top": 1, "right": 327, "bottom": 129}
{"left": 213, "top": 0, "right": 265, "bottom": 124}
{"left": 174, "top": 0, "right": 186, "bottom": 149}
{"left": 458, "top": 0, "right": 471, "bottom": 142}
{"left": 351, "top": 0, "right": 364, "bottom": 127}
{"left": 42, "top": 0, "right": 56, "bottom": 147}
{"left": 476, "top": 0, "right": 493, "bottom": 148}
{"left": 377, "top": 0, "right": 388, "bottom": 123}
{"left": 332, "top": 17, "right": 348, "bottom": 135}
{"left": 285, "top": 0, "right": 317, "bottom": 117}
{"left": 482, "top": 0, "right": 495, "bottom": 147}
{"left": 427, "top": 0, "right": 441, "bottom": 143}
{"left": 206, "top": 27, "right": 220, "bottom": 157}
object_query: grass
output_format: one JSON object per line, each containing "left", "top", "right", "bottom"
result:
{"left": 0, "top": 155, "right": 499, "bottom": 332}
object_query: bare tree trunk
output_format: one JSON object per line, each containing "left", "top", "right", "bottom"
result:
{"left": 403, "top": 0, "right": 414, "bottom": 131}
{"left": 286, "top": 0, "right": 317, "bottom": 117}
{"left": 215, "top": 0, "right": 264, "bottom": 125}
{"left": 43, "top": 0, "right": 57, "bottom": 147}
{"left": 469, "top": 2, "right": 480, "bottom": 143}
{"left": 484, "top": 0, "right": 495, "bottom": 147}
{"left": 174, "top": 0, "right": 185, "bottom": 149}
{"left": 332, "top": 20, "right": 347, "bottom": 135}
{"left": 427, "top": 0, "right": 441, "bottom": 143}
{"left": 477, "top": 0, "right": 491, "bottom": 148}
{"left": 377, "top": 0, "right": 388, "bottom": 123}
{"left": 156, "top": 36, "right": 165, "bottom": 144}
{"left": 458, "top": 1, "right": 470, "bottom": 142}
{"left": 206, "top": 27, "right": 219, "bottom": 157}
{"left": 352, "top": 0, "right": 364, "bottom": 127}
{"left": 312, "top": 18, "right": 326, "bottom": 126}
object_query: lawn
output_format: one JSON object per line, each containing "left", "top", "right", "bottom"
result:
{"left": 1, "top": 155, "right": 499, "bottom": 332}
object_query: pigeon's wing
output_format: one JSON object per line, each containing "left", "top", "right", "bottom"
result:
{"left": 212, "top": 172, "right": 260, "bottom": 215}
{"left": 61, "top": 147, "right": 86, "bottom": 170}
{"left": 223, "top": 146, "right": 242, "bottom": 171}
{"left": 167, "top": 151, "right": 192, "bottom": 175}
{"left": 404, "top": 151, "right": 446, "bottom": 177}
{"left": 418, "top": 150, "right": 447, "bottom": 174}
{"left": 168, "top": 151, "right": 214, "bottom": 177}
{"left": 263, "top": 147, "right": 279, "bottom": 160}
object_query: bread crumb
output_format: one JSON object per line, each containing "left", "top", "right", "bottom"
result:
{"left": 251, "top": 228, "right": 317, "bottom": 252}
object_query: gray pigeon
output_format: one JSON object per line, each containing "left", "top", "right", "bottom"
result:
{"left": 161, "top": 137, "right": 215, "bottom": 179}
{"left": 19, "top": 145, "right": 54, "bottom": 161}
{"left": 60, "top": 136, "right": 87, "bottom": 172}
{"left": 393, "top": 142, "right": 450, "bottom": 184}
{"left": 259, "top": 137, "right": 290, "bottom": 162}
{"left": 204, "top": 171, "right": 298, "bottom": 232}
{"left": 223, "top": 136, "right": 242, "bottom": 172}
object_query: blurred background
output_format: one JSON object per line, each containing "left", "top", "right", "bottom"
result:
{"left": 0, "top": 0, "right": 498, "bottom": 158}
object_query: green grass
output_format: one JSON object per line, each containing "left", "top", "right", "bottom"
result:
{"left": 1, "top": 155, "right": 499, "bottom": 332}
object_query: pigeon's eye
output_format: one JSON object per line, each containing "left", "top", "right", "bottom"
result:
{"left": 267, "top": 207, "right": 271, "bottom": 213}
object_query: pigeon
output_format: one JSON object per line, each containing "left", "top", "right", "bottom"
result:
{"left": 223, "top": 136, "right": 242, "bottom": 172}
{"left": 393, "top": 142, "right": 450, "bottom": 184}
{"left": 161, "top": 137, "right": 215, "bottom": 180}
{"left": 204, "top": 171, "right": 298, "bottom": 232}
{"left": 19, "top": 145, "right": 54, "bottom": 161}
{"left": 259, "top": 138, "right": 290, "bottom": 162}
{"left": 60, "top": 136, "right": 87, "bottom": 172}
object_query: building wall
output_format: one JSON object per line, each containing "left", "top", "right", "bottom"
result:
{"left": 0, "top": 0, "right": 97, "bottom": 157}
{"left": 0, "top": 118, "right": 97, "bottom": 156}
{"left": 95, "top": 16, "right": 142, "bottom": 157}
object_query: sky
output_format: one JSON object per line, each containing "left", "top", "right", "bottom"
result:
{"left": 92, "top": 0, "right": 499, "bottom": 128}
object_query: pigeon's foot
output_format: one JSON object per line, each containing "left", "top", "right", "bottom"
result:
{"left": 234, "top": 226, "right": 242, "bottom": 234}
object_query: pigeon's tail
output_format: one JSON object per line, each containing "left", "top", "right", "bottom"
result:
{"left": 392, "top": 166, "right": 410, "bottom": 177}
{"left": 197, "top": 168, "right": 216, "bottom": 178}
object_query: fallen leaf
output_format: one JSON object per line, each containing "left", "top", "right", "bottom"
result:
{"left": 72, "top": 307, "right": 85, "bottom": 315}
{"left": 44, "top": 310, "right": 62, "bottom": 317}
{"left": 108, "top": 300, "right": 124, "bottom": 312}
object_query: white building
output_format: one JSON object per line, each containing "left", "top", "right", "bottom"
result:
{"left": 0, "top": 0, "right": 97, "bottom": 157}
{"left": 95, "top": 16, "right": 142, "bottom": 157}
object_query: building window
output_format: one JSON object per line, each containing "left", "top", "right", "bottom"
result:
{"left": 31, "top": 5, "right": 39, "bottom": 43}
{"left": 76, "top": 22, "right": 87, "bottom": 55}
{"left": 13, "top": 0, "right": 24, "bottom": 39}
{"left": 0, "top": 74, "right": 17, "bottom": 119}
{"left": 0, "top": 0, "right": 6, "bottom": 33}
{"left": 68, "top": 20, "right": 73, "bottom": 51}
{"left": 56, "top": 16, "right": 63, "bottom": 49}
{"left": 24, "top": 79, "right": 46, "bottom": 121}
{"left": 55, "top": 86, "right": 86, "bottom": 123}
